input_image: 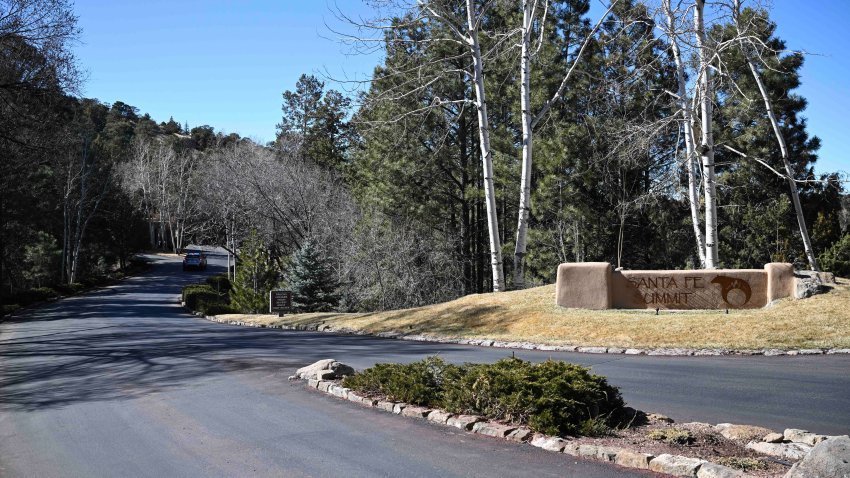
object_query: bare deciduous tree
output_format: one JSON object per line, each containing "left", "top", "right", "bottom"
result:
{"left": 694, "top": 0, "right": 720, "bottom": 268}
{"left": 660, "top": 0, "right": 706, "bottom": 267}
{"left": 731, "top": 0, "right": 819, "bottom": 270}
{"left": 330, "top": 0, "right": 508, "bottom": 291}
{"left": 513, "top": 0, "right": 617, "bottom": 288}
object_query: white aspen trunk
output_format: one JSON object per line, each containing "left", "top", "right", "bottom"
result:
{"left": 513, "top": 0, "right": 533, "bottom": 289}
{"left": 749, "top": 56, "right": 819, "bottom": 273}
{"left": 664, "top": 0, "right": 706, "bottom": 267}
{"left": 230, "top": 220, "right": 237, "bottom": 279}
{"left": 61, "top": 166, "right": 72, "bottom": 283}
{"left": 466, "top": 0, "right": 505, "bottom": 292}
{"left": 733, "top": 1, "right": 819, "bottom": 271}
{"left": 512, "top": 1, "right": 613, "bottom": 281}
{"left": 694, "top": 0, "right": 719, "bottom": 268}
{"left": 226, "top": 220, "right": 233, "bottom": 279}
{"left": 69, "top": 145, "right": 89, "bottom": 285}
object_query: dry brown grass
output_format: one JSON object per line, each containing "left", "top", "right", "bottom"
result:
{"left": 217, "top": 278, "right": 850, "bottom": 350}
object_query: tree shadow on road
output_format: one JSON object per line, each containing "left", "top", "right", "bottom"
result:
{"left": 0, "top": 253, "right": 512, "bottom": 412}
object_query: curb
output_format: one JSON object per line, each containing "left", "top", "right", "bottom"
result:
{"left": 198, "top": 315, "right": 850, "bottom": 358}
{"left": 301, "top": 377, "right": 762, "bottom": 478}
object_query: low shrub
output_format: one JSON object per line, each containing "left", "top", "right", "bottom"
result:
{"left": 206, "top": 274, "right": 232, "bottom": 294}
{"left": 182, "top": 285, "right": 216, "bottom": 308}
{"left": 128, "top": 256, "right": 150, "bottom": 268}
{"left": 819, "top": 233, "right": 850, "bottom": 278}
{"left": 647, "top": 428, "right": 695, "bottom": 445}
{"left": 9, "top": 287, "right": 60, "bottom": 306}
{"left": 2, "top": 304, "right": 21, "bottom": 316}
{"left": 715, "top": 457, "right": 768, "bottom": 472}
{"left": 201, "top": 303, "right": 239, "bottom": 316}
{"left": 343, "top": 357, "right": 458, "bottom": 405}
{"left": 442, "top": 358, "right": 624, "bottom": 437}
{"left": 33, "top": 286, "right": 60, "bottom": 300}
{"left": 182, "top": 284, "right": 213, "bottom": 303}
{"left": 343, "top": 356, "right": 624, "bottom": 437}
{"left": 54, "top": 283, "right": 86, "bottom": 295}
{"left": 182, "top": 283, "right": 230, "bottom": 314}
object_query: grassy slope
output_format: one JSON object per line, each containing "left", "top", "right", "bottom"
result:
{"left": 218, "top": 278, "right": 850, "bottom": 350}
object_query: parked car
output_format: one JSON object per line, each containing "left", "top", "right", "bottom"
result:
{"left": 182, "top": 251, "right": 207, "bottom": 271}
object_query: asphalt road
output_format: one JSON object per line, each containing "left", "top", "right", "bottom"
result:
{"left": 1, "top": 252, "right": 848, "bottom": 477}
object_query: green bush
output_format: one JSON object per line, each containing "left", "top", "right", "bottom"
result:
{"left": 201, "top": 303, "right": 239, "bottom": 316}
{"left": 442, "top": 358, "right": 624, "bottom": 436}
{"left": 2, "top": 304, "right": 22, "bottom": 316}
{"left": 714, "top": 457, "right": 768, "bottom": 472}
{"left": 182, "top": 283, "right": 231, "bottom": 314}
{"left": 343, "top": 356, "right": 624, "bottom": 437}
{"left": 32, "top": 287, "right": 60, "bottom": 300}
{"left": 819, "top": 233, "right": 850, "bottom": 278}
{"left": 54, "top": 283, "right": 86, "bottom": 295}
{"left": 648, "top": 428, "right": 695, "bottom": 445}
{"left": 182, "top": 285, "right": 218, "bottom": 309}
{"left": 190, "top": 291, "right": 227, "bottom": 313}
{"left": 182, "top": 284, "right": 213, "bottom": 303}
{"left": 206, "top": 274, "right": 232, "bottom": 294}
{"left": 10, "top": 287, "right": 60, "bottom": 306}
{"left": 343, "top": 357, "right": 458, "bottom": 405}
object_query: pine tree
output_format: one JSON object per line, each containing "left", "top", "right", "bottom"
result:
{"left": 284, "top": 239, "right": 339, "bottom": 312}
{"left": 230, "top": 230, "right": 277, "bottom": 313}
{"left": 713, "top": 8, "right": 821, "bottom": 268}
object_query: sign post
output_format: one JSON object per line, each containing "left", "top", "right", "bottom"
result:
{"left": 270, "top": 290, "right": 293, "bottom": 317}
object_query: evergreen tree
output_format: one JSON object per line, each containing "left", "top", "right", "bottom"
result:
{"left": 162, "top": 117, "right": 181, "bottom": 134}
{"left": 713, "top": 9, "right": 821, "bottom": 268}
{"left": 276, "top": 74, "right": 351, "bottom": 172}
{"left": 283, "top": 239, "right": 339, "bottom": 312}
{"left": 23, "top": 232, "right": 60, "bottom": 288}
{"left": 230, "top": 230, "right": 278, "bottom": 313}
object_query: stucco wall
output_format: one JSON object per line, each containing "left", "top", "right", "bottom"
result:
{"left": 555, "top": 263, "right": 796, "bottom": 310}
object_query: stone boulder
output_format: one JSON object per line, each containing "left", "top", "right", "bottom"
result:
{"left": 714, "top": 423, "right": 775, "bottom": 441}
{"left": 785, "top": 428, "right": 829, "bottom": 446}
{"left": 794, "top": 271, "right": 827, "bottom": 299}
{"left": 295, "top": 359, "right": 356, "bottom": 380}
{"left": 529, "top": 434, "right": 570, "bottom": 452}
{"left": 697, "top": 462, "right": 745, "bottom": 478}
{"left": 784, "top": 435, "right": 850, "bottom": 478}
{"left": 649, "top": 454, "right": 705, "bottom": 477}
{"left": 746, "top": 441, "right": 811, "bottom": 461}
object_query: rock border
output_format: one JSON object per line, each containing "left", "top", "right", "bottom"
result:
{"left": 198, "top": 313, "right": 850, "bottom": 357}
{"left": 300, "top": 376, "right": 758, "bottom": 478}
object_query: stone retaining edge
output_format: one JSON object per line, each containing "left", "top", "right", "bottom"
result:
{"left": 196, "top": 311, "right": 850, "bottom": 357}
{"left": 301, "top": 376, "right": 757, "bottom": 478}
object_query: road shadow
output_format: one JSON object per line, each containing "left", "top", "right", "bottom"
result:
{"left": 0, "top": 254, "right": 495, "bottom": 411}
{"left": 0, "top": 321, "right": 490, "bottom": 412}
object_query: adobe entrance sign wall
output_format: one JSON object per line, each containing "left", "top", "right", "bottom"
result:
{"left": 555, "top": 262, "right": 796, "bottom": 310}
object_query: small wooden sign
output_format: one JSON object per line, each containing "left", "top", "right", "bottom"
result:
{"left": 270, "top": 290, "right": 293, "bottom": 316}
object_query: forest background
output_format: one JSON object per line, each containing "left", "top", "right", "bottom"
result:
{"left": 1, "top": 0, "right": 848, "bottom": 314}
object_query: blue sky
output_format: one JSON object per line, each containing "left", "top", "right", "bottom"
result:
{"left": 74, "top": 0, "right": 847, "bottom": 175}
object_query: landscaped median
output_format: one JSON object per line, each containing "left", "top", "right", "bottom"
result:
{"left": 292, "top": 358, "right": 850, "bottom": 478}
{"left": 204, "top": 278, "right": 850, "bottom": 354}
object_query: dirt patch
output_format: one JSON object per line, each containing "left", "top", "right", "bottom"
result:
{"left": 577, "top": 418, "right": 788, "bottom": 476}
